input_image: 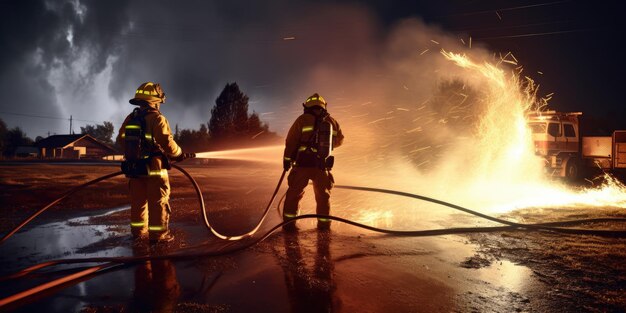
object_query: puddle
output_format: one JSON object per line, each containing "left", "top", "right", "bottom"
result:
{"left": 0, "top": 206, "right": 131, "bottom": 273}
{"left": 474, "top": 259, "right": 532, "bottom": 293}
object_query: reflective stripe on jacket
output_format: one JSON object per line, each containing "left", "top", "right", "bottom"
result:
{"left": 117, "top": 105, "right": 182, "bottom": 172}
{"left": 283, "top": 113, "right": 344, "bottom": 162}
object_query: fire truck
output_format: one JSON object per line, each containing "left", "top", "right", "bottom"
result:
{"left": 527, "top": 111, "right": 626, "bottom": 180}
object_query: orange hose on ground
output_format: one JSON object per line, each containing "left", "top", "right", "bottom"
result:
{"left": 0, "top": 262, "right": 117, "bottom": 307}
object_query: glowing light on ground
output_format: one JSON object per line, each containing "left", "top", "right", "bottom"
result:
{"left": 355, "top": 210, "right": 394, "bottom": 228}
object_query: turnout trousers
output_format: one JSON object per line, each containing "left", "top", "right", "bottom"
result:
{"left": 129, "top": 172, "right": 171, "bottom": 240}
{"left": 283, "top": 167, "right": 335, "bottom": 228}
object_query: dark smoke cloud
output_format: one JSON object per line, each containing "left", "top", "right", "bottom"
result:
{"left": 0, "top": 0, "right": 390, "bottom": 137}
{"left": 0, "top": 0, "right": 131, "bottom": 136}
{"left": 0, "top": 0, "right": 476, "bottom": 140}
{"left": 108, "top": 0, "right": 382, "bottom": 133}
{"left": 0, "top": 0, "right": 69, "bottom": 135}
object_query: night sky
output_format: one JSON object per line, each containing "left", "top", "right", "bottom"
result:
{"left": 1, "top": 0, "right": 624, "bottom": 138}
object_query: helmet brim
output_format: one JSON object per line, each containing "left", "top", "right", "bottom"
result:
{"left": 303, "top": 101, "right": 327, "bottom": 110}
{"left": 129, "top": 98, "right": 148, "bottom": 106}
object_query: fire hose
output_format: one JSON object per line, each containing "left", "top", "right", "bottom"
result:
{"left": 0, "top": 164, "right": 284, "bottom": 245}
{"left": 2, "top": 165, "right": 626, "bottom": 309}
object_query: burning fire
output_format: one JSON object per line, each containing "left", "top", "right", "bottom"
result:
{"left": 193, "top": 50, "right": 626, "bottom": 219}
{"left": 441, "top": 50, "right": 626, "bottom": 213}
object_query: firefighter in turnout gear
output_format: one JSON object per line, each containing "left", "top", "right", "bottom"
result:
{"left": 117, "top": 82, "right": 192, "bottom": 244}
{"left": 283, "top": 93, "right": 344, "bottom": 231}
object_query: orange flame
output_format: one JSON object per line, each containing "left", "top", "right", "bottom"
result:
{"left": 441, "top": 50, "right": 626, "bottom": 213}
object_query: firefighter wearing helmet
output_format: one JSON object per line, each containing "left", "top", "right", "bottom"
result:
{"left": 117, "top": 82, "right": 193, "bottom": 244}
{"left": 282, "top": 93, "right": 344, "bottom": 231}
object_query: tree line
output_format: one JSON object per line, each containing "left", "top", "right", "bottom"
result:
{"left": 0, "top": 120, "right": 33, "bottom": 158}
{"left": 0, "top": 82, "right": 279, "bottom": 157}
{"left": 174, "top": 82, "right": 279, "bottom": 152}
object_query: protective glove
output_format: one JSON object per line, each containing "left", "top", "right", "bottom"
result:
{"left": 172, "top": 152, "right": 195, "bottom": 162}
{"left": 283, "top": 159, "right": 292, "bottom": 171}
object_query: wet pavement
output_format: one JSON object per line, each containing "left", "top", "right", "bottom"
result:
{"left": 2, "top": 164, "right": 623, "bottom": 312}
{"left": 0, "top": 207, "right": 131, "bottom": 272}
{"left": 0, "top": 202, "right": 543, "bottom": 312}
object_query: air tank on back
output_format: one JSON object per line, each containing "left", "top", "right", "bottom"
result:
{"left": 124, "top": 120, "right": 143, "bottom": 161}
{"left": 318, "top": 118, "right": 333, "bottom": 160}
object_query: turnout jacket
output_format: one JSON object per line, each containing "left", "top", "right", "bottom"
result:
{"left": 117, "top": 105, "right": 182, "bottom": 174}
{"left": 283, "top": 112, "right": 344, "bottom": 164}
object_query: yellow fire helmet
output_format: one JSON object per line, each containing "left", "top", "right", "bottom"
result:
{"left": 303, "top": 93, "right": 327, "bottom": 110}
{"left": 129, "top": 82, "right": 166, "bottom": 105}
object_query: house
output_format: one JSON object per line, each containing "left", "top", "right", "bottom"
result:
{"left": 36, "top": 134, "right": 119, "bottom": 160}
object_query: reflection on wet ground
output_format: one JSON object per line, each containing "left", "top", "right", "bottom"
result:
{"left": 0, "top": 207, "right": 131, "bottom": 273}
{"left": 278, "top": 230, "right": 339, "bottom": 312}
{"left": 0, "top": 184, "right": 540, "bottom": 312}
{"left": 476, "top": 259, "right": 532, "bottom": 293}
{"left": 129, "top": 244, "right": 181, "bottom": 313}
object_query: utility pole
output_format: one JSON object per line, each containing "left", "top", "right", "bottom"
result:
{"left": 69, "top": 115, "right": 73, "bottom": 134}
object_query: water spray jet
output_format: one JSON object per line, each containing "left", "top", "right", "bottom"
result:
{"left": 194, "top": 145, "right": 283, "bottom": 163}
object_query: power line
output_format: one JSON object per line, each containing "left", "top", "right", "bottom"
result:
{"left": 498, "top": 0, "right": 570, "bottom": 13}
{"left": 449, "top": 19, "right": 574, "bottom": 34}
{"left": 476, "top": 28, "right": 599, "bottom": 40}
{"left": 0, "top": 111, "right": 65, "bottom": 121}
{"left": 0, "top": 111, "right": 110, "bottom": 124}
{"left": 439, "top": 0, "right": 570, "bottom": 18}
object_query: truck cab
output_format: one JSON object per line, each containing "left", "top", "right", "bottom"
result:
{"left": 527, "top": 111, "right": 626, "bottom": 181}
{"left": 527, "top": 111, "right": 582, "bottom": 179}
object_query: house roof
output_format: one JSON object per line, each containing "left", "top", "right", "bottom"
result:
{"left": 36, "top": 134, "right": 119, "bottom": 154}
{"left": 36, "top": 134, "right": 87, "bottom": 148}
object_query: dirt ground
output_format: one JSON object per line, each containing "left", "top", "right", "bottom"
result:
{"left": 463, "top": 208, "right": 626, "bottom": 312}
{"left": 1, "top": 162, "right": 626, "bottom": 312}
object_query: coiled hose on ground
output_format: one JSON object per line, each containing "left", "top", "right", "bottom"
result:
{"left": 1, "top": 164, "right": 626, "bottom": 308}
